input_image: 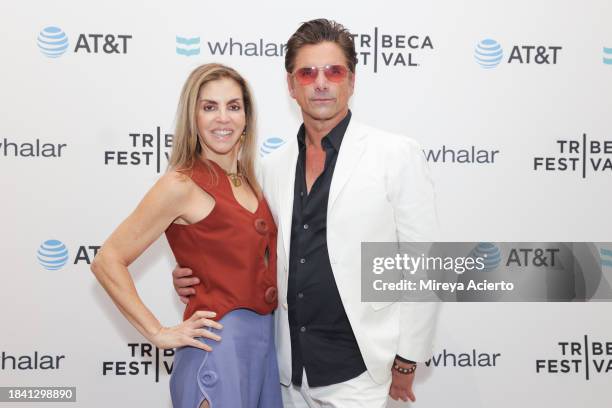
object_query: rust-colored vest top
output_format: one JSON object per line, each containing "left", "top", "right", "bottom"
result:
{"left": 165, "top": 159, "right": 278, "bottom": 321}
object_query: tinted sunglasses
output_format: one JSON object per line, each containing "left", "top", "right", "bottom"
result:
{"left": 293, "top": 65, "right": 349, "bottom": 85}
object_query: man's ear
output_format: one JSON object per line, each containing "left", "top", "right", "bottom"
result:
{"left": 287, "top": 73, "right": 296, "bottom": 99}
{"left": 348, "top": 71, "right": 356, "bottom": 96}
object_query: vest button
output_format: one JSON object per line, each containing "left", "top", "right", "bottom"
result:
{"left": 254, "top": 218, "right": 268, "bottom": 235}
{"left": 264, "top": 286, "right": 277, "bottom": 304}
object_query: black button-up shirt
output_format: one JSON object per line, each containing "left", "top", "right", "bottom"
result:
{"left": 287, "top": 110, "right": 367, "bottom": 387}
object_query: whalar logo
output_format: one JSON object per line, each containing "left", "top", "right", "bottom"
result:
{"left": 422, "top": 145, "right": 500, "bottom": 164}
{"left": 603, "top": 47, "right": 612, "bottom": 65}
{"left": 425, "top": 349, "right": 501, "bottom": 368}
{"left": 176, "top": 36, "right": 200, "bottom": 57}
{"left": 0, "top": 138, "right": 67, "bottom": 158}
{"left": 1, "top": 351, "right": 66, "bottom": 370}
{"left": 184, "top": 34, "right": 286, "bottom": 57}
{"left": 601, "top": 248, "right": 612, "bottom": 268}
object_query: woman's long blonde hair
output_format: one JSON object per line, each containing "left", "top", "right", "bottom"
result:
{"left": 168, "top": 63, "right": 261, "bottom": 197}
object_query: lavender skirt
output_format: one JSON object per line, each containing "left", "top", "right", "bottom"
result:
{"left": 169, "top": 308, "right": 282, "bottom": 408}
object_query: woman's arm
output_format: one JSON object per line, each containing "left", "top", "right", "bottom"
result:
{"left": 91, "top": 171, "right": 222, "bottom": 350}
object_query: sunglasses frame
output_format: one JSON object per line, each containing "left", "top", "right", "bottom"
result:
{"left": 292, "top": 64, "right": 349, "bottom": 85}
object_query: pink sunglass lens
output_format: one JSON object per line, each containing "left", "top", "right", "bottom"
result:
{"left": 324, "top": 65, "right": 348, "bottom": 81}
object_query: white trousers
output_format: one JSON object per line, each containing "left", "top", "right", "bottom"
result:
{"left": 281, "top": 369, "right": 391, "bottom": 408}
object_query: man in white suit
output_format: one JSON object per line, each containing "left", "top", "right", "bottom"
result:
{"left": 173, "top": 19, "right": 438, "bottom": 407}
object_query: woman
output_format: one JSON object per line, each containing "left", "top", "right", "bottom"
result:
{"left": 91, "top": 63, "right": 282, "bottom": 408}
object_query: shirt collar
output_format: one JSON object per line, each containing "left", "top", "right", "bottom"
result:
{"left": 296, "top": 110, "right": 352, "bottom": 151}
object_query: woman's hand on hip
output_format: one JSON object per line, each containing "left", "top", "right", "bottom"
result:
{"left": 150, "top": 310, "right": 223, "bottom": 351}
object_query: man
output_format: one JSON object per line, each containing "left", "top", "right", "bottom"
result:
{"left": 173, "top": 18, "right": 438, "bottom": 407}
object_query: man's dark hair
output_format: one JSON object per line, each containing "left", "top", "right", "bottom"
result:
{"left": 285, "top": 19, "right": 358, "bottom": 74}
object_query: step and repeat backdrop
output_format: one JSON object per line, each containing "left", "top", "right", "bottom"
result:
{"left": 1, "top": 0, "right": 611, "bottom": 406}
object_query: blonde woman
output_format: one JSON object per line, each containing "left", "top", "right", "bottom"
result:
{"left": 91, "top": 64, "right": 282, "bottom": 408}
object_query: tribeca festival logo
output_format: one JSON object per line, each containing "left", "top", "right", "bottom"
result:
{"left": 603, "top": 47, "right": 612, "bottom": 65}
{"left": 102, "top": 343, "right": 174, "bottom": 382}
{"left": 536, "top": 335, "right": 612, "bottom": 379}
{"left": 259, "top": 137, "right": 286, "bottom": 157}
{"left": 37, "top": 27, "right": 69, "bottom": 58}
{"left": 474, "top": 37, "right": 561, "bottom": 68}
{"left": 104, "top": 127, "right": 173, "bottom": 173}
{"left": 176, "top": 36, "right": 200, "bottom": 57}
{"left": 36, "top": 240, "right": 101, "bottom": 270}
{"left": 533, "top": 133, "right": 612, "bottom": 178}
{"left": 350, "top": 28, "right": 434, "bottom": 73}
{"left": 37, "top": 26, "right": 132, "bottom": 57}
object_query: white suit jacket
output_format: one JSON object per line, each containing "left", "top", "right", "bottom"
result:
{"left": 258, "top": 120, "right": 439, "bottom": 386}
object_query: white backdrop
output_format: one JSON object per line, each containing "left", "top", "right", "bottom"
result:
{"left": 1, "top": 0, "right": 611, "bottom": 406}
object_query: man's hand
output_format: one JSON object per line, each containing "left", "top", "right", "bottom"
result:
{"left": 389, "top": 359, "right": 417, "bottom": 402}
{"left": 172, "top": 265, "right": 200, "bottom": 305}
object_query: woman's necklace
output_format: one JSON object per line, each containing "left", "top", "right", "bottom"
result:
{"left": 226, "top": 171, "right": 243, "bottom": 187}
{"left": 224, "top": 162, "right": 243, "bottom": 187}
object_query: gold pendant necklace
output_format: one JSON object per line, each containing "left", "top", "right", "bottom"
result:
{"left": 227, "top": 172, "right": 242, "bottom": 187}
{"left": 224, "top": 161, "right": 243, "bottom": 187}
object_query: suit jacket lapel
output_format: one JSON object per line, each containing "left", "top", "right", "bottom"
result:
{"left": 277, "top": 139, "right": 299, "bottom": 266}
{"left": 328, "top": 121, "right": 366, "bottom": 212}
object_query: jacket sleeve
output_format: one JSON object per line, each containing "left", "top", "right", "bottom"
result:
{"left": 385, "top": 135, "right": 440, "bottom": 362}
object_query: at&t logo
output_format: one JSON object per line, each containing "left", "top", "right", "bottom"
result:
{"left": 468, "top": 243, "right": 502, "bottom": 272}
{"left": 37, "top": 27, "right": 69, "bottom": 58}
{"left": 36, "top": 240, "right": 101, "bottom": 270}
{"left": 474, "top": 39, "right": 503, "bottom": 69}
{"left": 37, "top": 25, "right": 132, "bottom": 58}
{"left": 37, "top": 240, "right": 69, "bottom": 270}
{"left": 259, "top": 137, "right": 286, "bottom": 157}
{"left": 474, "top": 38, "right": 562, "bottom": 68}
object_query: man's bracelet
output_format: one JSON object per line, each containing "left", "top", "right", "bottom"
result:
{"left": 392, "top": 362, "right": 417, "bottom": 375}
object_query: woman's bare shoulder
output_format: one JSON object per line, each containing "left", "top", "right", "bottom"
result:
{"left": 152, "top": 169, "right": 194, "bottom": 201}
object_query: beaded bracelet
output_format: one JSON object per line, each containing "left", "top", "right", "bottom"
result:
{"left": 392, "top": 362, "right": 417, "bottom": 375}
